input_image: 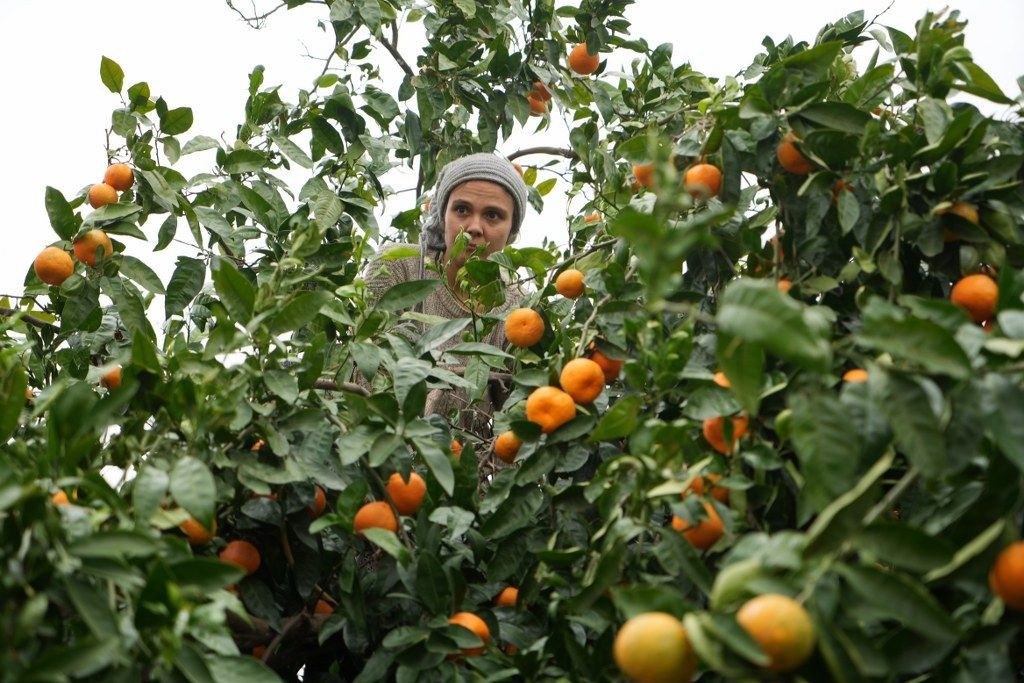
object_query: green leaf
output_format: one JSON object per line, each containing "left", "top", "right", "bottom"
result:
{"left": 69, "top": 531, "right": 159, "bottom": 559}
{"left": 361, "top": 528, "right": 410, "bottom": 566}
{"left": 132, "top": 466, "right": 168, "bottom": 522}
{"left": 855, "top": 522, "right": 955, "bottom": 573}
{"left": 415, "top": 439, "right": 455, "bottom": 496}
{"left": 0, "top": 357, "right": 27, "bottom": 443}
{"left": 803, "top": 450, "right": 894, "bottom": 558}
{"left": 100, "top": 56, "right": 124, "bottom": 93}
{"left": 479, "top": 486, "right": 543, "bottom": 539}
{"left": 884, "top": 374, "right": 949, "bottom": 478}
{"left": 131, "top": 332, "right": 161, "bottom": 375}
{"left": 796, "top": 102, "right": 871, "bottom": 135}
{"left": 715, "top": 333, "right": 764, "bottom": 416}
{"left": 119, "top": 255, "right": 165, "bottom": 294}
{"left": 374, "top": 279, "right": 440, "bottom": 312}
{"left": 170, "top": 456, "right": 216, "bottom": 528}
{"left": 835, "top": 564, "right": 959, "bottom": 642}
{"left": 160, "top": 107, "right": 194, "bottom": 135}
{"left": 31, "top": 637, "right": 120, "bottom": 678}
{"left": 211, "top": 257, "right": 255, "bottom": 324}
{"left": 264, "top": 370, "right": 299, "bottom": 404}
{"left": 924, "top": 519, "right": 1005, "bottom": 584}
{"left": 414, "top": 553, "right": 450, "bottom": 615}
{"left": 716, "top": 279, "right": 831, "bottom": 372}
{"left": 106, "top": 277, "right": 155, "bottom": 342}
{"left": 453, "top": 0, "right": 476, "bottom": 18}
{"left": 182, "top": 135, "right": 221, "bottom": 155}
{"left": 65, "top": 578, "right": 118, "bottom": 638}
{"left": 356, "top": 0, "right": 383, "bottom": 31}
{"left": 270, "top": 133, "right": 313, "bottom": 169}
{"left": 170, "top": 558, "right": 245, "bottom": 592}
{"left": 165, "top": 256, "right": 205, "bottom": 320}
{"left": 981, "top": 373, "right": 1024, "bottom": 474}
{"left": 45, "top": 186, "right": 76, "bottom": 239}
{"left": 204, "top": 656, "right": 281, "bottom": 683}
{"left": 789, "top": 390, "right": 862, "bottom": 513}
{"left": 194, "top": 207, "right": 233, "bottom": 243}
{"left": 312, "top": 193, "right": 344, "bottom": 231}
{"left": 858, "top": 302, "right": 970, "bottom": 379}
{"left": 588, "top": 395, "right": 642, "bottom": 442}
{"left": 267, "top": 291, "right": 332, "bottom": 334}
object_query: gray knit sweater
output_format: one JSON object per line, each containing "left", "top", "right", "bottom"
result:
{"left": 361, "top": 243, "right": 526, "bottom": 435}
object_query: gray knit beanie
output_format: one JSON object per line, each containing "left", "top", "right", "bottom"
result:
{"left": 422, "top": 152, "right": 529, "bottom": 255}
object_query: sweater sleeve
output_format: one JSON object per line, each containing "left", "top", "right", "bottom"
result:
{"left": 363, "top": 244, "right": 419, "bottom": 305}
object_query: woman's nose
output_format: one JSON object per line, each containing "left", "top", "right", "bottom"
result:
{"left": 464, "top": 221, "right": 483, "bottom": 236}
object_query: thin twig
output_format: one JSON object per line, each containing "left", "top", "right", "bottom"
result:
{"left": 507, "top": 146, "right": 579, "bottom": 161}
{"left": 261, "top": 614, "right": 304, "bottom": 663}
{"left": 378, "top": 21, "right": 414, "bottom": 77}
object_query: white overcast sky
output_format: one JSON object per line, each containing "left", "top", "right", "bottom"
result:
{"left": 1, "top": 1, "right": 1021, "bottom": 324}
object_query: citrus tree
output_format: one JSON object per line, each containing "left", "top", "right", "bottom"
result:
{"left": 4, "top": 2, "right": 1024, "bottom": 681}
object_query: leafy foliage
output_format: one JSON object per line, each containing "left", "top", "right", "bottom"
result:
{"left": 3, "top": 2, "right": 1024, "bottom": 681}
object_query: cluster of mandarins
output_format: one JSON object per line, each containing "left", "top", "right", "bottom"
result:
{"left": 614, "top": 592, "right": 817, "bottom": 680}
{"left": 32, "top": 163, "right": 134, "bottom": 288}
{"left": 523, "top": 42, "right": 601, "bottom": 117}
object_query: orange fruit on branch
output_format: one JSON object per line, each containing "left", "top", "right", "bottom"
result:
{"left": 103, "top": 163, "right": 135, "bottom": 191}
{"left": 52, "top": 490, "right": 70, "bottom": 506}
{"left": 531, "top": 81, "right": 552, "bottom": 101}
{"left": 672, "top": 501, "right": 724, "bottom": 550}
{"left": 559, "top": 358, "right": 605, "bottom": 404}
{"left": 632, "top": 163, "right": 655, "bottom": 189}
{"left": 314, "top": 599, "right": 335, "bottom": 615}
{"left": 307, "top": 486, "right": 327, "bottom": 518}
{"left": 712, "top": 371, "right": 730, "bottom": 388}
{"left": 353, "top": 501, "right": 398, "bottom": 534}
{"left": 777, "top": 278, "right": 793, "bottom": 293}
{"left": 386, "top": 472, "right": 426, "bottom": 515}
{"left": 555, "top": 268, "right": 585, "bottom": 299}
{"left": 776, "top": 132, "right": 813, "bottom": 175}
{"left": 950, "top": 273, "right": 998, "bottom": 322}
{"left": 588, "top": 343, "right": 624, "bottom": 382}
{"left": 494, "top": 430, "right": 523, "bottom": 463}
{"left": 613, "top": 612, "right": 697, "bottom": 683}
{"left": 568, "top": 43, "right": 600, "bottom": 75}
{"left": 702, "top": 415, "right": 748, "bottom": 454}
{"left": 527, "top": 94, "right": 547, "bottom": 116}
{"left": 736, "top": 593, "right": 816, "bottom": 672}
{"left": 990, "top": 541, "right": 1024, "bottom": 611}
{"left": 448, "top": 611, "right": 490, "bottom": 656}
{"left": 180, "top": 517, "right": 216, "bottom": 546}
{"left": 941, "top": 201, "right": 979, "bottom": 225}
{"left": 504, "top": 308, "right": 545, "bottom": 348}
{"left": 219, "top": 540, "right": 261, "bottom": 576}
{"left": 100, "top": 366, "right": 122, "bottom": 390}
{"left": 495, "top": 586, "right": 519, "bottom": 607}
{"left": 525, "top": 386, "right": 576, "bottom": 433}
{"left": 73, "top": 229, "right": 113, "bottom": 266}
{"left": 513, "top": 163, "right": 524, "bottom": 177}
{"left": 684, "top": 163, "right": 722, "bottom": 200}
{"left": 842, "top": 368, "right": 868, "bottom": 383}
{"left": 685, "top": 473, "right": 729, "bottom": 504}
{"left": 451, "top": 439, "right": 462, "bottom": 460}
{"left": 583, "top": 213, "right": 601, "bottom": 223}
{"left": 33, "top": 246, "right": 74, "bottom": 286}
{"left": 88, "top": 183, "right": 118, "bottom": 209}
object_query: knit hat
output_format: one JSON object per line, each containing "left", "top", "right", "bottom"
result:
{"left": 422, "top": 152, "right": 529, "bottom": 255}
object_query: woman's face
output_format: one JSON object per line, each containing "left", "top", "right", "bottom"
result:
{"left": 442, "top": 180, "right": 515, "bottom": 267}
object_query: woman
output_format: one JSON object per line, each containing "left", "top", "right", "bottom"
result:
{"left": 362, "top": 152, "right": 528, "bottom": 436}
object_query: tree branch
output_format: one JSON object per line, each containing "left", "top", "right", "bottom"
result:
{"left": 507, "top": 146, "right": 579, "bottom": 161}
{"left": 0, "top": 307, "right": 60, "bottom": 331}
{"left": 378, "top": 22, "right": 414, "bottom": 78}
